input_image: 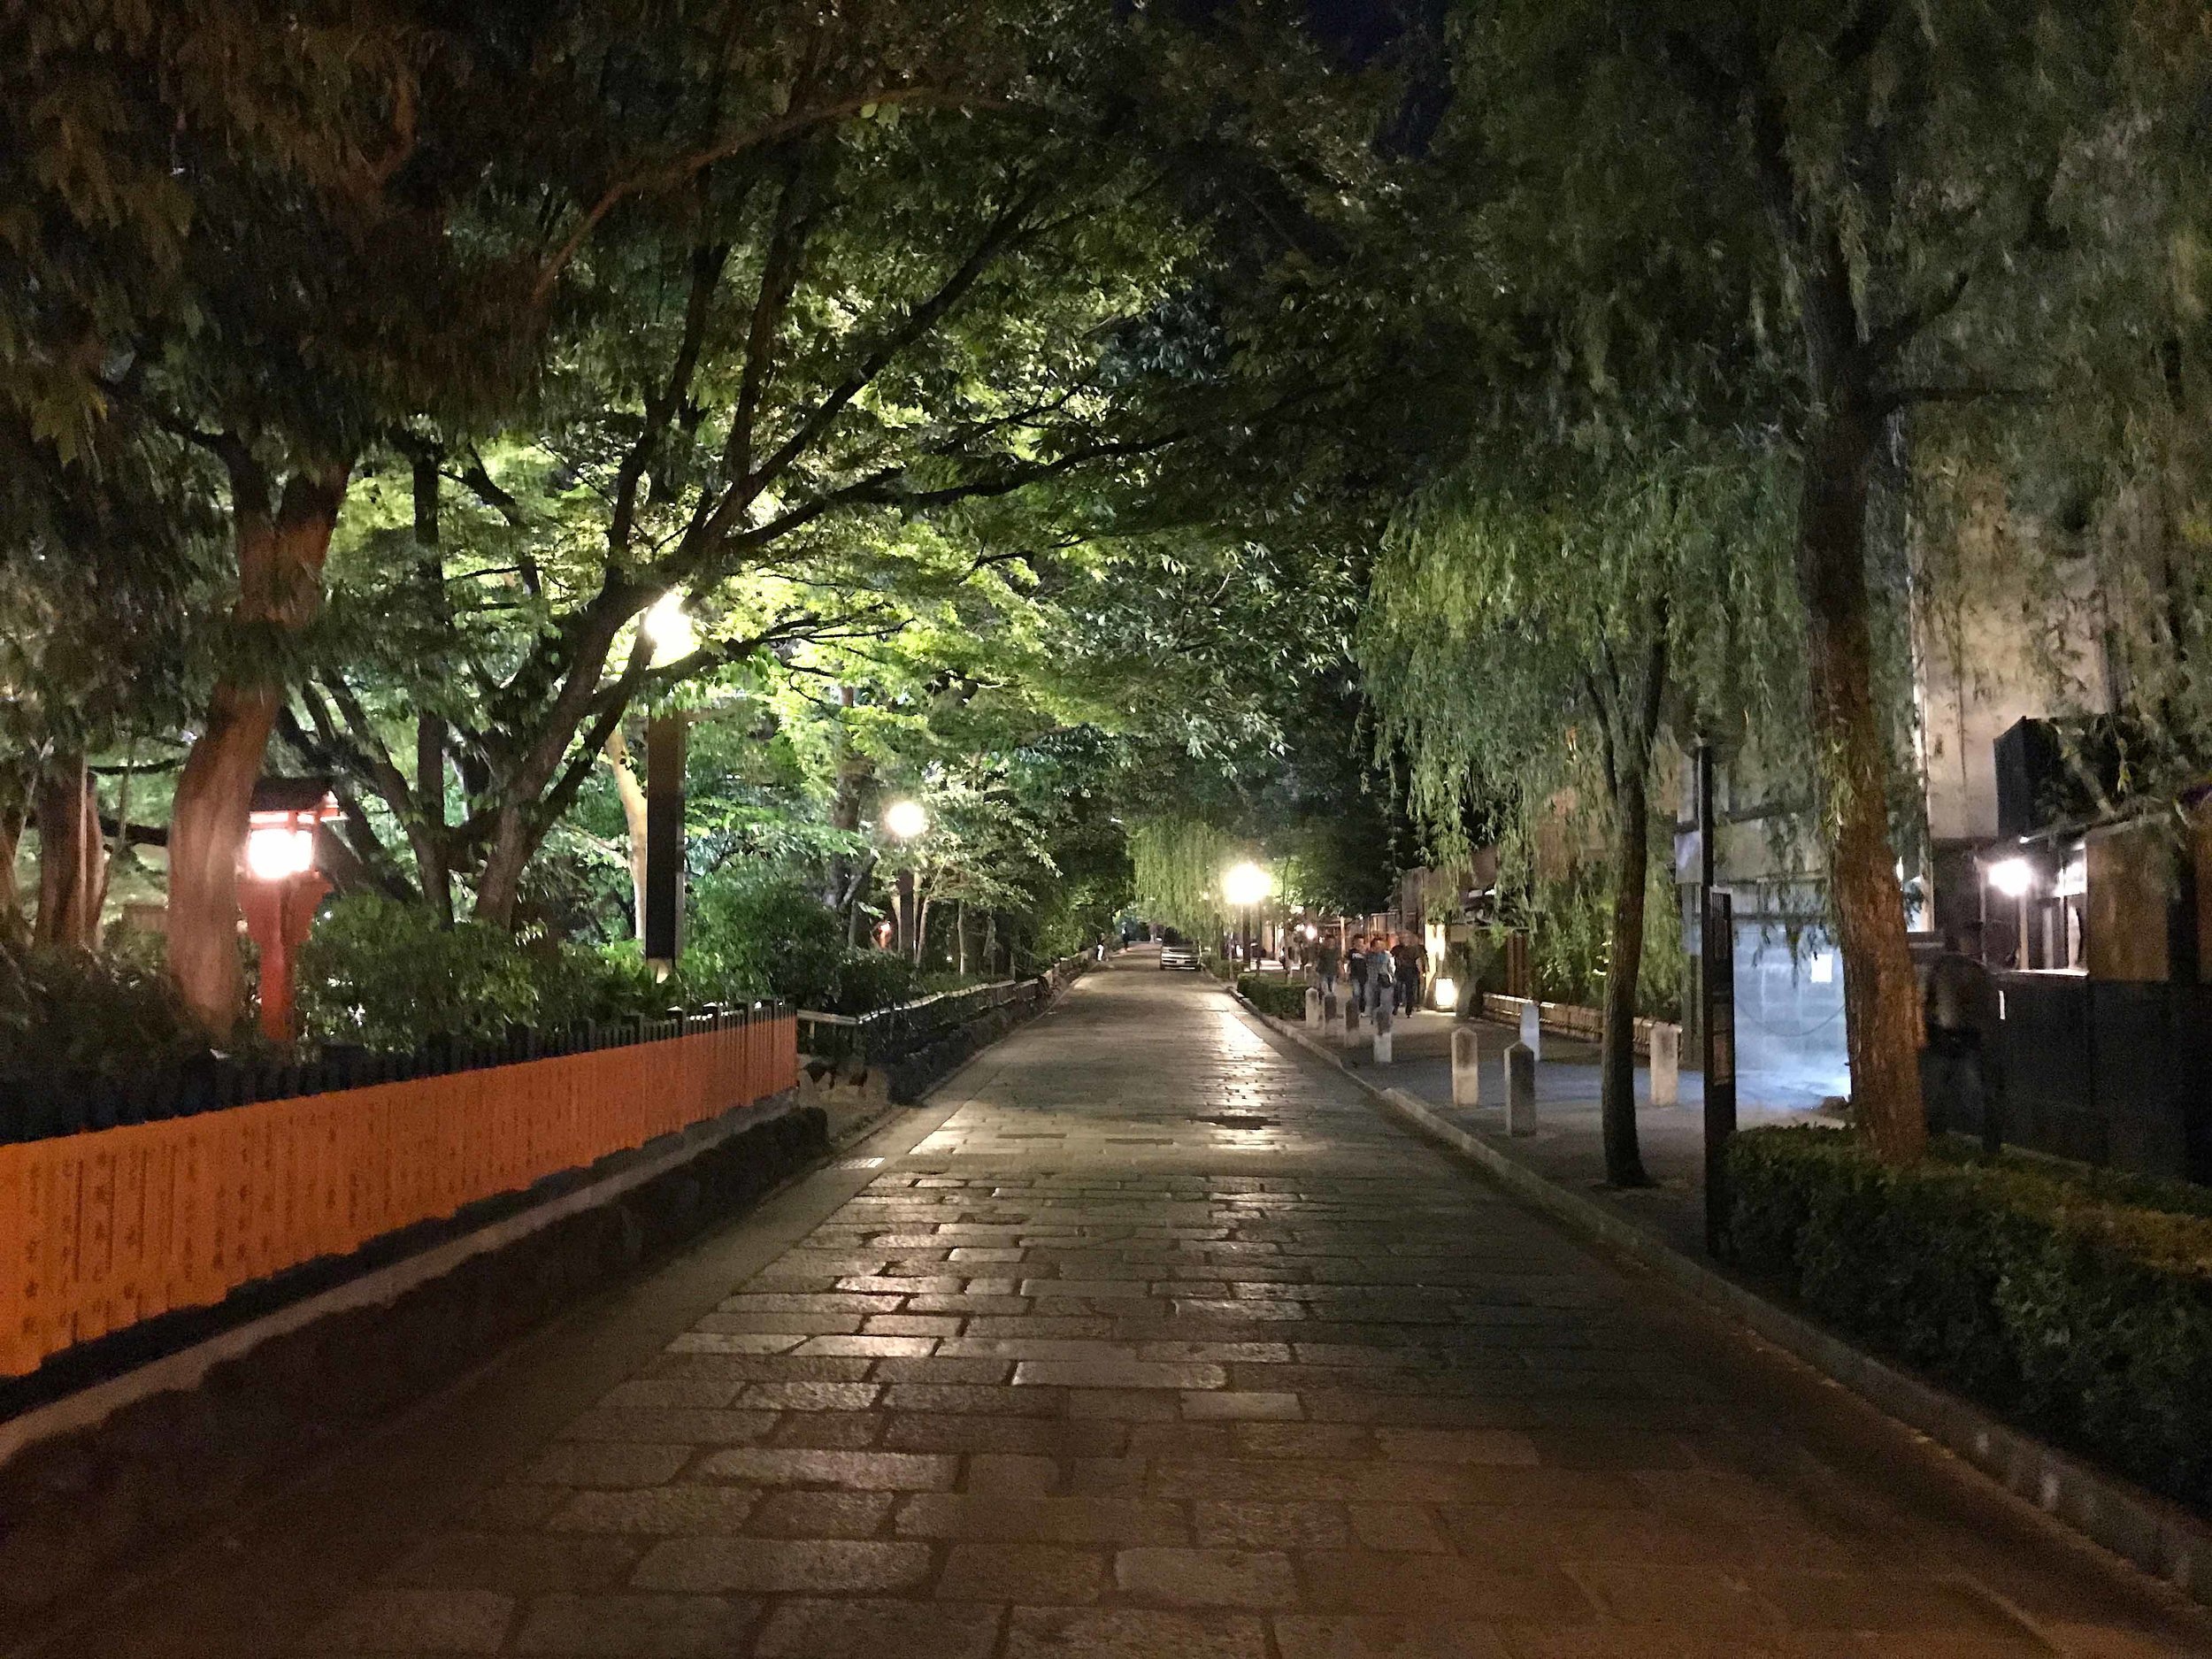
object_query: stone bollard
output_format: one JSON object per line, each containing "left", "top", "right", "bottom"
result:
{"left": 1517, "top": 999, "right": 1541, "bottom": 1061}
{"left": 1450, "top": 1023, "right": 1482, "bottom": 1107}
{"left": 1506, "top": 1041, "right": 1537, "bottom": 1135}
{"left": 1371, "top": 1001, "right": 1394, "bottom": 1064}
{"left": 1341, "top": 995, "right": 1361, "bottom": 1044}
{"left": 1305, "top": 987, "right": 1323, "bottom": 1030}
{"left": 1650, "top": 1022, "right": 1680, "bottom": 1108}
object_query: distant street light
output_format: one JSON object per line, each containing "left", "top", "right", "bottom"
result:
{"left": 1986, "top": 857, "right": 2032, "bottom": 898}
{"left": 883, "top": 798, "right": 929, "bottom": 841}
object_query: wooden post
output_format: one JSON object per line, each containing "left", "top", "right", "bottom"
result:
{"left": 642, "top": 713, "right": 687, "bottom": 968}
{"left": 1506, "top": 1042, "right": 1536, "bottom": 1135}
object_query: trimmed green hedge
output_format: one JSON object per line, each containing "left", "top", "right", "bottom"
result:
{"left": 1236, "top": 975, "right": 1310, "bottom": 1018}
{"left": 1724, "top": 1127, "right": 2212, "bottom": 1509}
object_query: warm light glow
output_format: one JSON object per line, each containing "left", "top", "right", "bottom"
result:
{"left": 1432, "top": 976, "right": 1459, "bottom": 1010}
{"left": 882, "top": 798, "right": 928, "bottom": 841}
{"left": 641, "top": 592, "right": 697, "bottom": 667}
{"left": 1221, "top": 861, "right": 1272, "bottom": 907}
{"left": 1986, "top": 857, "right": 2033, "bottom": 899}
{"left": 1300, "top": 923, "right": 1317, "bottom": 940}
{"left": 245, "top": 826, "right": 316, "bottom": 881}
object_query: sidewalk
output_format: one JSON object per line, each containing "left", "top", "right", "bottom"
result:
{"left": 1311, "top": 1006, "right": 1840, "bottom": 1263}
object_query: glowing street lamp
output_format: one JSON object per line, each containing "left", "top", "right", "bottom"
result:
{"left": 641, "top": 592, "right": 697, "bottom": 667}
{"left": 1222, "top": 860, "right": 1272, "bottom": 965}
{"left": 1432, "top": 975, "right": 1460, "bottom": 1011}
{"left": 240, "top": 779, "right": 340, "bottom": 1042}
{"left": 1221, "top": 861, "right": 1271, "bottom": 907}
{"left": 1986, "top": 857, "right": 2032, "bottom": 898}
{"left": 882, "top": 798, "right": 929, "bottom": 841}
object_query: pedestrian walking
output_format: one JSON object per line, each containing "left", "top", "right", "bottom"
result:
{"left": 1392, "top": 933, "right": 1424, "bottom": 1015}
{"left": 1347, "top": 935, "right": 1370, "bottom": 1011}
{"left": 1923, "top": 922, "right": 2004, "bottom": 1153}
{"left": 1314, "top": 934, "right": 1341, "bottom": 1002}
{"left": 1363, "top": 934, "right": 1396, "bottom": 1016}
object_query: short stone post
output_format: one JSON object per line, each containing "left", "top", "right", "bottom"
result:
{"left": 1650, "top": 1022, "right": 1680, "bottom": 1107}
{"left": 1305, "top": 987, "right": 1323, "bottom": 1030}
{"left": 1517, "top": 999, "right": 1541, "bottom": 1062}
{"left": 1506, "top": 1041, "right": 1537, "bottom": 1135}
{"left": 1450, "top": 1023, "right": 1481, "bottom": 1107}
{"left": 1371, "top": 1000, "right": 1394, "bottom": 1064}
{"left": 1341, "top": 994, "right": 1360, "bottom": 1044}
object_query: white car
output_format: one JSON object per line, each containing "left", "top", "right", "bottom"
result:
{"left": 1159, "top": 941, "right": 1202, "bottom": 971}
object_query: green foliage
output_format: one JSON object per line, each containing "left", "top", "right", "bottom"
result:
{"left": 296, "top": 895, "right": 685, "bottom": 1051}
{"left": 685, "top": 868, "right": 918, "bottom": 1014}
{"left": 1726, "top": 1128, "right": 2212, "bottom": 1509}
{"left": 1518, "top": 866, "right": 1683, "bottom": 1022}
{"left": 0, "top": 935, "right": 209, "bottom": 1079}
{"left": 1236, "top": 974, "right": 1307, "bottom": 1019}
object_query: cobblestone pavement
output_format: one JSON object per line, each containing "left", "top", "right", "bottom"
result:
{"left": 48, "top": 958, "right": 2211, "bottom": 1657}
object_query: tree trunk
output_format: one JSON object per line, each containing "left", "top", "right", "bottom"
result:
{"left": 913, "top": 887, "right": 933, "bottom": 968}
{"left": 0, "top": 806, "right": 22, "bottom": 939}
{"left": 1599, "top": 762, "right": 1654, "bottom": 1187}
{"left": 1797, "top": 403, "right": 1927, "bottom": 1163}
{"left": 33, "top": 753, "right": 105, "bottom": 949}
{"left": 984, "top": 910, "right": 998, "bottom": 978}
{"left": 167, "top": 462, "right": 349, "bottom": 1031}
{"left": 410, "top": 448, "right": 453, "bottom": 927}
{"left": 956, "top": 899, "right": 968, "bottom": 977}
{"left": 603, "top": 730, "right": 649, "bottom": 939}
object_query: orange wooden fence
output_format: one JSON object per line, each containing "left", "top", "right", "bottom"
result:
{"left": 0, "top": 1011, "right": 796, "bottom": 1379}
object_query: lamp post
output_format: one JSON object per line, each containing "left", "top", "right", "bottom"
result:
{"left": 882, "top": 798, "right": 928, "bottom": 960}
{"left": 1222, "top": 860, "right": 1272, "bottom": 972}
{"left": 240, "top": 779, "right": 340, "bottom": 1043}
{"left": 640, "top": 595, "right": 699, "bottom": 975}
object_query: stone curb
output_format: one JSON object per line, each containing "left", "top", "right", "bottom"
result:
{"left": 1231, "top": 990, "right": 2212, "bottom": 1609}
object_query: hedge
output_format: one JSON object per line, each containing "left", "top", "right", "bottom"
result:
{"left": 1724, "top": 1127, "right": 2212, "bottom": 1510}
{"left": 1237, "top": 975, "right": 1310, "bottom": 1018}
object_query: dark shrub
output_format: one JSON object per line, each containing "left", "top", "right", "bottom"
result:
{"left": 1724, "top": 1127, "right": 2212, "bottom": 1509}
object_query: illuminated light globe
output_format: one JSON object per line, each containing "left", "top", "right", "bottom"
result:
{"left": 883, "top": 798, "right": 929, "bottom": 841}
{"left": 1432, "top": 976, "right": 1459, "bottom": 1011}
{"left": 641, "top": 592, "right": 697, "bottom": 667}
{"left": 1221, "top": 861, "right": 1272, "bottom": 907}
{"left": 245, "top": 825, "right": 316, "bottom": 881}
{"left": 1986, "top": 857, "right": 2032, "bottom": 899}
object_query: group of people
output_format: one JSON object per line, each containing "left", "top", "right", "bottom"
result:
{"left": 1311, "top": 930, "right": 1426, "bottom": 1016}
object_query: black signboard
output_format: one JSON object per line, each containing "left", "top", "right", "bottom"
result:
{"left": 1701, "top": 888, "right": 1737, "bottom": 1255}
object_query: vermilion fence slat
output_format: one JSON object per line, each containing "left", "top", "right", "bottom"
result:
{"left": 0, "top": 1015, "right": 795, "bottom": 1379}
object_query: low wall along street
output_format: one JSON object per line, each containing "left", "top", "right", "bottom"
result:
{"left": 0, "top": 1008, "right": 797, "bottom": 1380}
{"left": 0, "top": 1008, "right": 819, "bottom": 1623}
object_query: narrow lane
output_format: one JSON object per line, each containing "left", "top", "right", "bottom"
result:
{"left": 44, "top": 957, "right": 2212, "bottom": 1656}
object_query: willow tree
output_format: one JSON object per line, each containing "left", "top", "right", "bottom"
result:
{"left": 1363, "top": 434, "right": 1796, "bottom": 1187}
{"left": 1442, "top": 0, "right": 2172, "bottom": 1162}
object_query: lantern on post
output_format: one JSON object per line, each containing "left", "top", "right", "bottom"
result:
{"left": 240, "top": 777, "right": 339, "bottom": 1042}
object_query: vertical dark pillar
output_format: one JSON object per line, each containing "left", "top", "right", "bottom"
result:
{"left": 643, "top": 713, "right": 687, "bottom": 966}
{"left": 1701, "top": 887, "right": 1737, "bottom": 1256}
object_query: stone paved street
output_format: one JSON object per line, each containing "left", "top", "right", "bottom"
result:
{"left": 33, "top": 957, "right": 2212, "bottom": 1657}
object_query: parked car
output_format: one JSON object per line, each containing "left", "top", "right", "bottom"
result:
{"left": 1159, "top": 941, "right": 1202, "bottom": 971}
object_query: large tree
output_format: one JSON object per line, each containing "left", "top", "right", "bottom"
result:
{"left": 1443, "top": 0, "right": 2165, "bottom": 1160}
